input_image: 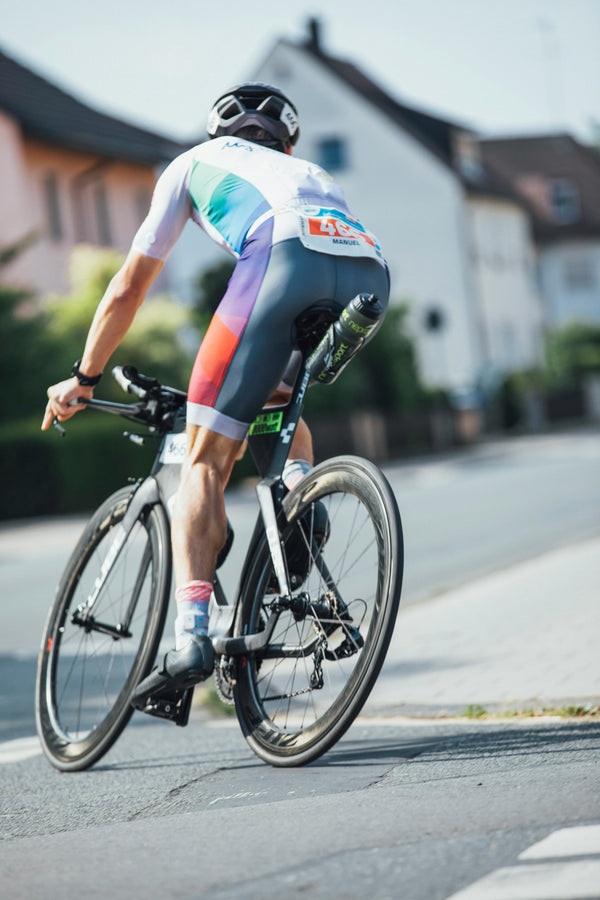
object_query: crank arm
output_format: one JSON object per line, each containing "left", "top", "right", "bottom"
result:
{"left": 212, "top": 609, "right": 279, "bottom": 657}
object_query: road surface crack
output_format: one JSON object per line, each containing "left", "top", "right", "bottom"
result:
{"left": 128, "top": 767, "right": 227, "bottom": 820}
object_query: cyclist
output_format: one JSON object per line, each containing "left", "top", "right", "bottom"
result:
{"left": 42, "top": 83, "right": 390, "bottom": 704}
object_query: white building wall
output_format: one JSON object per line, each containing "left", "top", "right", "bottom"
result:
{"left": 255, "top": 42, "right": 483, "bottom": 391}
{"left": 538, "top": 240, "right": 600, "bottom": 327}
{"left": 468, "top": 197, "right": 544, "bottom": 374}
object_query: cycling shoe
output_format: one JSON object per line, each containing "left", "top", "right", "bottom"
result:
{"left": 269, "top": 500, "right": 330, "bottom": 592}
{"left": 131, "top": 634, "right": 214, "bottom": 710}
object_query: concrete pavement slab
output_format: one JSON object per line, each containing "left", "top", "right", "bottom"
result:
{"left": 367, "top": 537, "right": 600, "bottom": 716}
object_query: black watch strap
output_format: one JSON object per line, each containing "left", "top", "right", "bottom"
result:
{"left": 72, "top": 359, "right": 103, "bottom": 386}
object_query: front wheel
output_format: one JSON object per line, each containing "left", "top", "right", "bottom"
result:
{"left": 233, "top": 456, "right": 403, "bottom": 766}
{"left": 36, "top": 486, "right": 171, "bottom": 771}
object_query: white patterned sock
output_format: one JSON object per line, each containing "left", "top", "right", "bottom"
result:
{"left": 282, "top": 458, "right": 312, "bottom": 490}
{"left": 174, "top": 580, "right": 212, "bottom": 650}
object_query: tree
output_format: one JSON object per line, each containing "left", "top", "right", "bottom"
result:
{"left": 0, "top": 239, "right": 55, "bottom": 423}
{"left": 545, "top": 321, "right": 600, "bottom": 387}
{"left": 44, "top": 245, "right": 194, "bottom": 396}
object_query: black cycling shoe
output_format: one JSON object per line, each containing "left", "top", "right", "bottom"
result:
{"left": 130, "top": 634, "right": 214, "bottom": 710}
{"left": 269, "top": 501, "right": 330, "bottom": 592}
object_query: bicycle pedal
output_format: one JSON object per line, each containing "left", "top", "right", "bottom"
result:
{"left": 140, "top": 687, "right": 193, "bottom": 727}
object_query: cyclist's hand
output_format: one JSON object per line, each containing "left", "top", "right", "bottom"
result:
{"left": 41, "top": 377, "right": 94, "bottom": 431}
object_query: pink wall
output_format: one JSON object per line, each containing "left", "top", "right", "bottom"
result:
{"left": 0, "top": 110, "right": 160, "bottom": 297}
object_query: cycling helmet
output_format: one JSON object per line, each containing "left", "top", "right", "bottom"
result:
{"left": 207, "top": 82, "right": 300, "bottom": 148}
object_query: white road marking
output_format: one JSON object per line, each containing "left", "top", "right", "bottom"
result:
{"left": 0, "top": 736, "right": 42, "bottom": 764}
{"left": 209, "top": 790, "right": 267, "bottom": 806}
{"left": 519, "top": 825, "right": 600, "bottom": 860}
{"left": 445, "top": 826, "right": 600, "bottom": 900}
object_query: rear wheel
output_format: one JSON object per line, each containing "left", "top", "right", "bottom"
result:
{"left": 233, "top": 456, "right": 403, "bottom": 766}
{"left": 36, "top": 487, "right": 171, "bottom": 771}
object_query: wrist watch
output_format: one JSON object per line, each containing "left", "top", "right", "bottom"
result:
{"left": 72, "top": 359, "right": 103, "bottom": 387}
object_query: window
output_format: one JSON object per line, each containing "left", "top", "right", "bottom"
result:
{"left": 317, "top": 137, "right": 348, "bottom": 172}
{"left": 43, "top": 172, "right": 63, "bottom": 241}
{"left": 564, "top": 256, "right": 596, "bottom": 291}
{"left": 550, "top": 179, "right": 580, "bottom": 225}
{"left": 94, "top": 183, "right": 112, "bottom": 246}
{"left": 72, "top": 162, "right": 112, "bottom": 245}
{"left": 454, "top": 131, "right": 484, "bottom": 181}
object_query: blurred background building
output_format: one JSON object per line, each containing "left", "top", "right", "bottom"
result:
{"left": 1, "top": 19, "right": 599, "bottom": 401}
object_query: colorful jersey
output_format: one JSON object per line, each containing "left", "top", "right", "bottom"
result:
{"left": 132, "top": 136, "right": 384, "bottom": 263}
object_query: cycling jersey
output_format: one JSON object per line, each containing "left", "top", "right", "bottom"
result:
{"left": 132, "top": 137, "right": 389, "bottom": 440}
{"left": 132, "top": 136, "right": 383, "bottom": 263}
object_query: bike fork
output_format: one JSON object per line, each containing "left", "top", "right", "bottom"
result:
{"left": 73, "top": 477, "right": 162, "bottom": 630}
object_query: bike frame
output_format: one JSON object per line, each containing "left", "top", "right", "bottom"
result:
{"left": 72, "top": 361, "right": 313, "bottom": 660}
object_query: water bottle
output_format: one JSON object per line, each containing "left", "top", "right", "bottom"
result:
{"left": 306, "top": 293, "right": 385, "bottom": 384}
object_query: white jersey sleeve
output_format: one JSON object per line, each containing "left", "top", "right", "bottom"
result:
{"left": 132, "top": 151, "right": 193, "bottom": 261}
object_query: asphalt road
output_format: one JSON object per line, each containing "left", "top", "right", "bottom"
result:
{"left": 1, "top": 717, "right": 599, "bottom": 899}
{"left": 1, "top": 425, "right": 599, "bottom": 898}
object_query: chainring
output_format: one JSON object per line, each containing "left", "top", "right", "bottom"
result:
{"left": 214, "top": 659, "right": 235, "bottom": 706}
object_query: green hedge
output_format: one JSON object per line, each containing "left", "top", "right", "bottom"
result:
{"left": 0, "top": 413, "right": 260, "bottom": 521}
{"left": 0, "top": 415, "right": 156, "bottom": 520}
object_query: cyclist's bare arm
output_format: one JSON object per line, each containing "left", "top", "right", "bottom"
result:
{"left": 41, "top": 250, "right": 163, "bottom": 431}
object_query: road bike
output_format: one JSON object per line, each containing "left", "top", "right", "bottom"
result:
{"left": 36, "top": 297, "right": 404, "bottom": 771}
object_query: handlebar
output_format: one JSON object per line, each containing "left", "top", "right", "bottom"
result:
{"left": 112, "top": 365, "right": 157, "bottom": 400}
{"left": 52, "top": 365, "right": 186, "bottom": 437}
{"left": 113, "top": 366, "right": 145, "bottom": 399}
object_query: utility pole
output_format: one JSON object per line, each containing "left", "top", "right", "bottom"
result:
{"left": 537, "top": 18, "right": 565, "bottom": 130}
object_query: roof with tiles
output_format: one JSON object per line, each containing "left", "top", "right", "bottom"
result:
{"left": 481, "top": 133, "right": 600, "bottom": 239}
{"left": 0, "top": 47, "right": 184, "bottom": 165}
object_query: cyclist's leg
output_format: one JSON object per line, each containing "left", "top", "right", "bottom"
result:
{"left": 171, "top": 425, "right": 244, "bottom": 585}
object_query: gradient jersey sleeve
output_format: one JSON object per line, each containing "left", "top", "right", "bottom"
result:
{"left": 132, "top": 136, "right": 354, "bottom": 261}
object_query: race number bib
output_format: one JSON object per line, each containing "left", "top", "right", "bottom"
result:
{"left": 159, "top": 431, "right": 187, "bottom": 465}
{"left": 297, "top": 207, "right": 384, "bottom": 261}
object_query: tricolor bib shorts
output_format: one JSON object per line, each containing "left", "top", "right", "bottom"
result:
{"left": 186, "top": 221, "right": 390, "bottom": 441}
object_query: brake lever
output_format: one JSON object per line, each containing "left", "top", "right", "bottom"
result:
{"left": 52, "top": 417, "right": 66, "bottom": 437}
{"left": 52, "top": 399, "right": 88, "bottom": 437}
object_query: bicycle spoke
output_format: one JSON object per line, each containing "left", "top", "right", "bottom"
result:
{"left": 235, "top": 458, "right": 402, "bottom": 766}
{"left": 38, "top": 489, "right": 171, "bottom": 767}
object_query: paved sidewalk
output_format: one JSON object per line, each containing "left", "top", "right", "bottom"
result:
{"left": 368, "top": 537, "right": 600, "bottom": 717}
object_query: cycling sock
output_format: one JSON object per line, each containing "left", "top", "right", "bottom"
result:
{"left": 282, "top": 458, "right": 312, "bottom": 490}
{"left": 174, "top": 580, "right": 212, "bottom": 650}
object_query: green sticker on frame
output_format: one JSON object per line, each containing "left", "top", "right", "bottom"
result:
{"left": 249, "top": 411, "right": 284, "bottom": 436}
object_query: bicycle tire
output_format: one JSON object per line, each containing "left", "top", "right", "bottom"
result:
{"left": 233, "top": 456, "right": 403, "bottom": 766}
{"left": 36, "top": 486, "right": 171, "bottom": 771}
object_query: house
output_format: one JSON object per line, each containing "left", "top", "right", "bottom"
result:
{"left": 251, "top": 20, "right": 545, "bottom": 395}
{"left": 0, "top": 48, "right": 184, "bottom": 296}
{"left": 1, "top": 30, "right": 558, "bottom": 404}
{"left": 481, "top": 134, "right": 600, "bottom": 329}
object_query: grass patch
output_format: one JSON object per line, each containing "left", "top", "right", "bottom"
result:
{"left": 535, "top": 704, "right": 598, "bottom": 718}
{"left": 463, "top": 704, "right": 487, "bottom": 719}
{"left": 461, "top": 703, "right": 599, "bottom": 720}
{"left": 194, "top": 684, "right": 237, "bottom": 717}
